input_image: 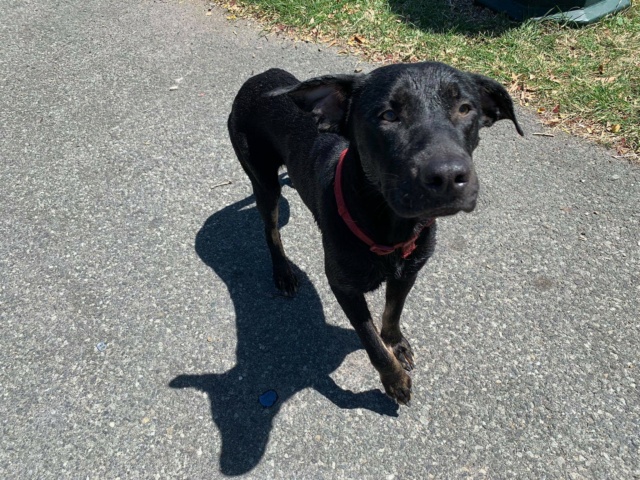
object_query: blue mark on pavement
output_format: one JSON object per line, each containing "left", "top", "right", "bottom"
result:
{"left": 259, "top": 390, "right": 278, "bottom": 408}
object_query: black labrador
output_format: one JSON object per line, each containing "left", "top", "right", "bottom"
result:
{"left": 227, "top": 62, "right": 523, "bottom": 404}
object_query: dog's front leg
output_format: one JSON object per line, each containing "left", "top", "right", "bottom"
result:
{"left": 330, "top": 286, "right": 412, "bottom": 405}
{"left": 380, "top": 275, "right": 417, "bottom": 372}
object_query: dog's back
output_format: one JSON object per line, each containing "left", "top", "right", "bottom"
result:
{"left": 228, "top": 69, "right": 318, "bottom": 169}
{"left": 228, "top": 68, "right": 345, "bottom": 221}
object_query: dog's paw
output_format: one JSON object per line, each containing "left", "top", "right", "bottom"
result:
{"left": 381, "top": 370, "right": 412, "bottom": 406}
{"left": 383, "top": 335, "right": 415, "bottom": 371}
{"left": 273, "top": 262, "right": 299, "bottom": 297}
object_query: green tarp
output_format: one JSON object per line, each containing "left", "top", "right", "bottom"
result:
{"left": 475, "top": 0, "right": 631, "bottom": 24}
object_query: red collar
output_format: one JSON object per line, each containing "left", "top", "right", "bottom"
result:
{"left": 334, "top": 148, "right": 434, "bottom": 259}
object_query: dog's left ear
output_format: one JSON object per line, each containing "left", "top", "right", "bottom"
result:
{"left": 268, "top": 74, "right": 357, "bottom": 133}
{"left": 471, "top": 74, "right": 524, "bottom": 136}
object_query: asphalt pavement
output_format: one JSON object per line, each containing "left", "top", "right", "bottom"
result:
{"left": 1, "top": 0, "right": 638, "bottom": 478}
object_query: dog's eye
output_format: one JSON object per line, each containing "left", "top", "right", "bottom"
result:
{"left": 381, "top": 110, "right": 398, "bottom": 122}
{"left": 458, "top": 104, "right": 472, "bottom": 115}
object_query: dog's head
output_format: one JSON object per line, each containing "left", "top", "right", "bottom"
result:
{"left": 271, "top": 62, "right": 523, "bottom": 219}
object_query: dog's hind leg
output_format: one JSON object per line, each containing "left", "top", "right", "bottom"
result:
{"left": 230, "top": 132, "right": 299, "bottom": 296}
{"left": 254, "top": 178, "right": 299, "bottom": 296}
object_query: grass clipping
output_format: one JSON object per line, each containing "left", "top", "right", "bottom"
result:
{"left": 218, "top": 0, "right": 639, "bottom": 158}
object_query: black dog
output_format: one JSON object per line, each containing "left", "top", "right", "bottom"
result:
{"left": 227, "top": 62, "right": 523, "bottom": 404}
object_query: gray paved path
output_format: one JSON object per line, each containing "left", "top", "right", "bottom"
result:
{"left": 1, "top": 0, "right": 639, "bottom": 478}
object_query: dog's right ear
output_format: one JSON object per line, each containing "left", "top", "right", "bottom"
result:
{"left": 268, "top": 74, "right": 357, "bottom": 133}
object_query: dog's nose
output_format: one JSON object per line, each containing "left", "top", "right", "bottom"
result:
{"left": 420, "top": 156, "right": 472, "bottom": 194}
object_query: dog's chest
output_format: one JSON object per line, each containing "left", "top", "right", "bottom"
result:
{"left": 377, "top": 253, "right": 409, "bottom": 280}
{"left": 356, "top": 254, "right": 411, "bottom": 292}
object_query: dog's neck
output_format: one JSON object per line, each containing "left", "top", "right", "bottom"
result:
{"left": 339, "top": 147, "right": 428, "bottom": 248}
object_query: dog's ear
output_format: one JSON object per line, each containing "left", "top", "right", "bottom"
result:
{"left": 268, "top": 74, "right": 357, "bottom": 133}
{"left": 470, "top": 74, "right": 524, "bottom": 136}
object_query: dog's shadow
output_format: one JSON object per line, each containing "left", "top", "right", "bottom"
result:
{"left": 169, "top": 181, "right": 398, "bottom": 476}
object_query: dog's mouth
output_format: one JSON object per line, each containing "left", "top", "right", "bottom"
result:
{"left": 391, "top": 201, "right": 477, "bottom": 219}
{"left": 385, "top": 187, "right": 479, "bottom": 219}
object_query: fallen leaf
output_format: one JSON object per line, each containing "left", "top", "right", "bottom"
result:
{"left": 537, "top": 107, "right": 546, "bottom": 114}
{"left": 352, "top": 34, "right": 367, "bottom": 44}
{"left": 610, "top": 124, "right": 621, "bottom": 133}
{"left": 552, "top": 104, "right": 560, "bottom": 114}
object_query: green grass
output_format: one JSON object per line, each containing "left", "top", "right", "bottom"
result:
{"left": 222, "top": 0, "right": 640, "bottom": 156}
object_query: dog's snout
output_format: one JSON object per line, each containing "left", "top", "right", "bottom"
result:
{"left": 420, "top": 157, "right": 472, "bottom": 193}
{"left": 391, "top": 154, "right": 478, "bottom": 217}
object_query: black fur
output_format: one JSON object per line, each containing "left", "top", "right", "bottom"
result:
{"left": 227, "top": 62, "right": 522, "bottom": 404}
